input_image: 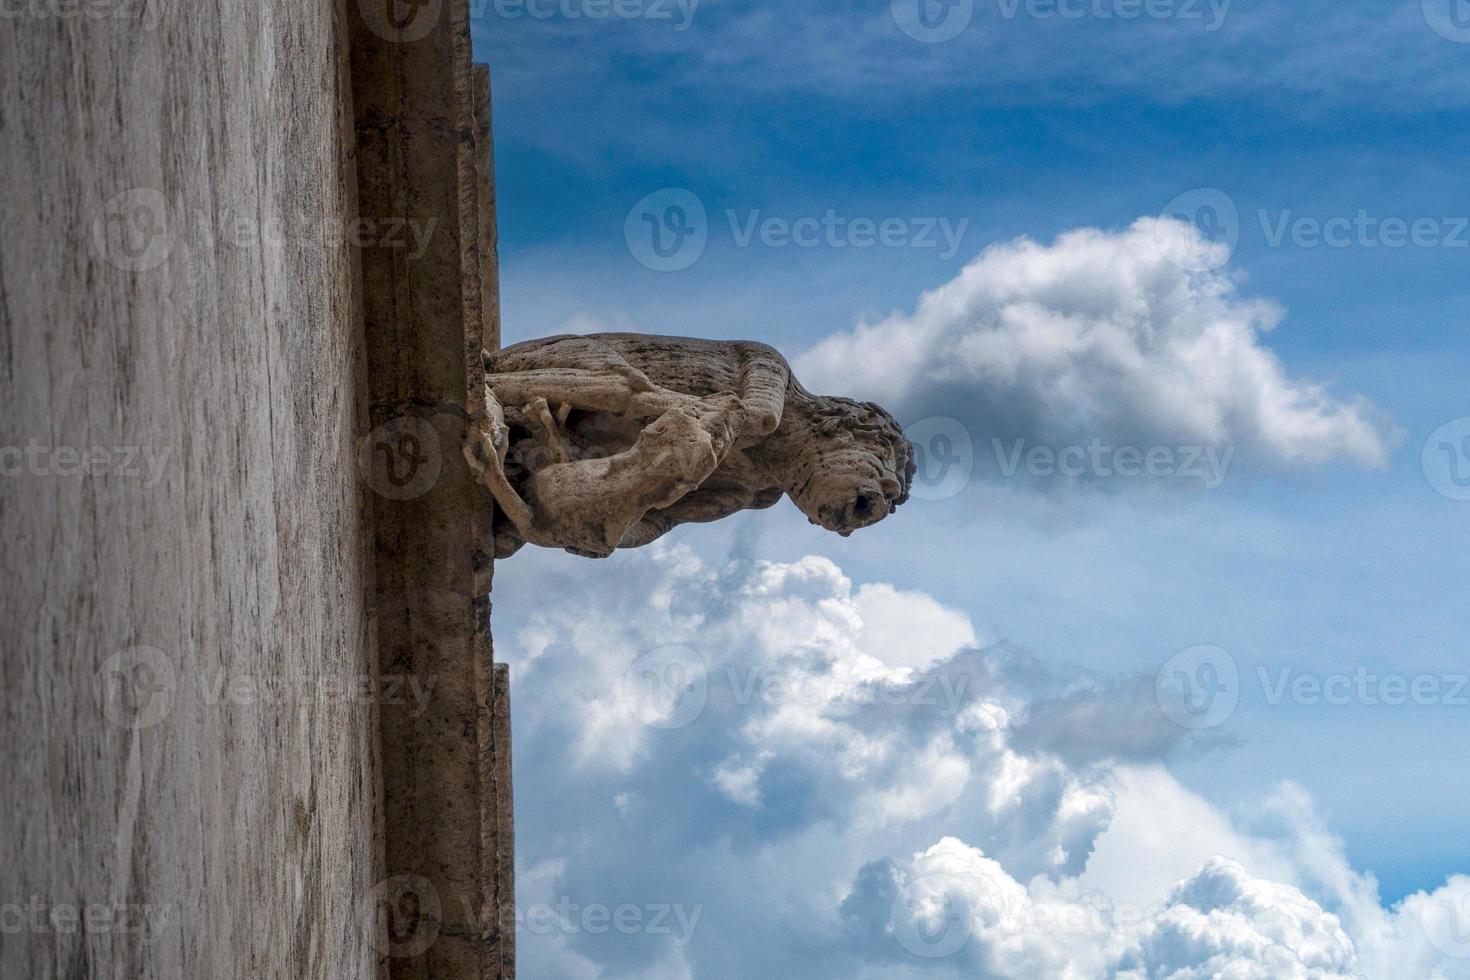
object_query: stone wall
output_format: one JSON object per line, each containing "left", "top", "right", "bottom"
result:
{"left": 0, "top": 0, "right": 497, "bottom": 976}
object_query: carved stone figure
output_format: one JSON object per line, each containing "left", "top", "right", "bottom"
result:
{"left": 463, "top": 334, "right": 915, "bottom": 558}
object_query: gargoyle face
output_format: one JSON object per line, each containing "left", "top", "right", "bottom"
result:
{"left": 796, "top": 450, "right": 906, "bottom": 535}
{"left": 791, "top": 401, "right": 914, "bottom": 537}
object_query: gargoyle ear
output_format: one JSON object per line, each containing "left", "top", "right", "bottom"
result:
{"left": 818, "top": 416, "right": 844, "bottom": 437}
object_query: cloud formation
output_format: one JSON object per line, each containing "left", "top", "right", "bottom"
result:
{"left": 495, "top": 545, "right": 1468, "bottom": 978}
{"left": 797, "top": 218, "right": 1396, "bottom": 479}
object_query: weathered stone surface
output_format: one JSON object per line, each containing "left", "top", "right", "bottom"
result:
{"left": 465, "top": 334, "right": 916, "bottom": 558}
{"left": 0, "top": 2, "right": 380, "bottom": 978}
{"left": 348, "top": 0, "right": 512, "bottom": 975}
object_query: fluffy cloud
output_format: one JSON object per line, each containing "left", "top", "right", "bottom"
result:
{"left": 797, "top": 218, "right": 1396, "bottom": 479}
{"left": 494, "top": 545, "right": 1467, "bottom": 978}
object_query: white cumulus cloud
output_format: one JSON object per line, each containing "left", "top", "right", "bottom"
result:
{"left": 494, "top": 545, "right": 1467, "bottom": 979}
{"left": 797, "top": 218, "right": 1396, "bottom": 476}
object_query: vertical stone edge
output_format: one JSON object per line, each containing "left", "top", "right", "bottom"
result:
{"left": 493, "top": 663, "right": 517, "bottom": 979}
{"left": 345, "top": 0, "right": 509, "bottom": 975}
{"left": 465, "top": 51, "right": 514, "bottom": 979}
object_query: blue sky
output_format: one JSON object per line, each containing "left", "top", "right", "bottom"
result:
{"left": 473, "top": 2, "right": 1470, "bottom": 976}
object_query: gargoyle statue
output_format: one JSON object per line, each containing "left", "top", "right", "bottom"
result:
{"left": 464, "top": 333, "right": 915, "bottom": 559}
